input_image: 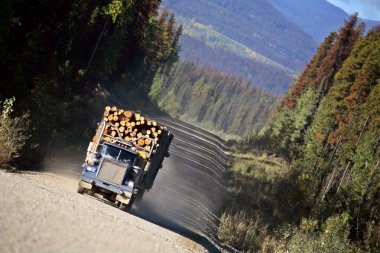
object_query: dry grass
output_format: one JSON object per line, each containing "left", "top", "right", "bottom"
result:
{"left": 230, "top": 152, "right": 288, "bottom": 180}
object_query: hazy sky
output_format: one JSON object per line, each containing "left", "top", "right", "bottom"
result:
{"left": 326, "top": 0, "right": 380, "bottom": 20}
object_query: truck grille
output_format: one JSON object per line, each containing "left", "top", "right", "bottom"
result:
{"left": 97, "top": 159, "right": 127, "bottom": 185}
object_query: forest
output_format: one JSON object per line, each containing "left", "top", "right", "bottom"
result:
{"left": 149, "top": 61, "right": 279, "bottom": 138}
{"left": 0, "top": 0, "right": 181, "bottom": 164}
{"left": 219, "top": 15, "right": 380, "bottom": 252}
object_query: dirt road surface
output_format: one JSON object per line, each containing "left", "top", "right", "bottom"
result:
{"left": 0, "top": 118, "right": 232, "bottom": 253}
{"left": 0, "top": 170, "right": 205, "bottom": 253}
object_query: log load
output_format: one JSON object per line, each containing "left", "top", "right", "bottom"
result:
{"left": 97, "top": 106, "right": 165, "bottom": 152}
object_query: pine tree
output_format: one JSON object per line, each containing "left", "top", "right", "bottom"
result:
{"left": 282, "top": 32, "right": 337, "bottom": 110}
{"left": 267, "top": 15, "right": 364, "bottom": 161}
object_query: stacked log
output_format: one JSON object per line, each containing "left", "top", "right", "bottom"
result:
{"left": 99, "top": 106, "right": 164, "bottom": 151}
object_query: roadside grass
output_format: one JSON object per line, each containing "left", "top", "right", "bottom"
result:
{"left": 228, "top": 152, "right": 287, "bottom": 180}
{"left": 227, "top": 153, "right": 308, "bottom": 226}
{"left": 219, "top": 151, "right": 359, "bottom": 252}
{"left": 218, "top": 152, "right": 308, "bottom": 252}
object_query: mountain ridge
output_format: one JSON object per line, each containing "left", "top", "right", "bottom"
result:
{"left": 268, "top": 0, "right": 380, "bottom": 42}
{"left": 163, "top": 0, "right": 317, "bottom": 71}
{"left": 162, "top": 0, "right": 319, "bottom": 94}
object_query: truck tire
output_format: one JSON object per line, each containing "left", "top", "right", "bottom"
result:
{"left": 119, "top": 203, "right": 126, "bottom": 211}
{"left": 136, "top": 190, "right": 145, "bottom": 201}
{"left": 77, "top": 185, "right": 85, "bottom": 194}
{"left": 86, "top": 189, "right": 95, "bottom": 196}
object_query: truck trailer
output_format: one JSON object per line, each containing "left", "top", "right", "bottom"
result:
{"left": 77, "top": 106, "right": 173, "bottom": 210}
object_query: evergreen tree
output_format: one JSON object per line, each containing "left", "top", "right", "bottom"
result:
{"left": 149, "top": 61, "right": 278, "bottom": 136}
{"left": 262, "top": 15, "right": 364, "bottom": 160}
{"left": 0, "top": 0, "right": 181, "bottom": 160}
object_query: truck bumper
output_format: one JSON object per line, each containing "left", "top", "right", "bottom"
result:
{"left": 79, "top": 173, "right": 133, "bottom": 200}
{"left": 79, "top": 180, "right": 93, "bottom": 190}
{"left": 115, "top": 194, "right": 131, "bottom": 204}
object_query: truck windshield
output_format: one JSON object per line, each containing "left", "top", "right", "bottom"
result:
{"left": 101, "top": 145, "right": 136, "bottom": 164}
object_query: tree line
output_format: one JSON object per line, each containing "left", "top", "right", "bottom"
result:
{"left": 149, "top": 61, "right": 279, "bottom": 138}
{"left": 179, "top": 34, "right": 294, "bottom": 95}
{"left": 247, "top": 15, "right": 380, "bottom": 251}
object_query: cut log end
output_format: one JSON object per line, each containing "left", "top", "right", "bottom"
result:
{"left": 137, "top": 139, "right": 145, "bottom": 146}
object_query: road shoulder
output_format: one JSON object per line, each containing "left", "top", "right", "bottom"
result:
{"left": 0, "top": 170, "right": 205, "bottom": 253}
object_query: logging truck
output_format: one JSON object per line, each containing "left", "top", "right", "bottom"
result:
{"left": 77, "top": 106, "right": 173, "bottom": 210}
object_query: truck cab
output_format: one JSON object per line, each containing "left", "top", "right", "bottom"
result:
{"left": 77, "top": 117, "right": 173, "bottom": 210}
{"left": 78, "top": 142, "right": 145, "bottom": 209}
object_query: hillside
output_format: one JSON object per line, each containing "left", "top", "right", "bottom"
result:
{"left": 238, "top": 15, "right": 380, "bottom": 252}
{"left": 178, "top": 16, "right": 294, "bottom": 94}
{"left": 150, "top": 61, "right": 279, "bottom": 137}
{"left": 162, "top": 0, "right": 317, "bottom": 94}
{"left": 268, "top": 0, "right": 380, "bottom": 42}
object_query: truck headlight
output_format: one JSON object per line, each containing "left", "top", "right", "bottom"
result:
{"left": 86, "top": 165, "right": 97, "bottom": 173}
{"left": 124, "top": 191, "right": 133, "bottom": 198}
{"left": 88, "top": 159, "right": 99, "bottom": 166}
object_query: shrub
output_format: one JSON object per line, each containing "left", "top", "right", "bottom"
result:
{"left": 286, "top": 214, "right": 354, "bottom": 253}
{"left": 0, "top": 97, "right": 30, "bottom": 168}
{"left": 218, "top": 211, "right": 269, "bottom": 252}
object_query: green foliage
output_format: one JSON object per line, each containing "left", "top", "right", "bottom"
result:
{"left": 286, "top": 214, "right": 354, "bottom": 253}
{"left": 230, "top": 153, "right": 286, "bottom": 179}
{"left": 279, "top": 24, "right": 380, "bottom": 252}
{"left": 150, "top": 61, "right": 278, "bottom": 137}
{"left": 0, "top": 0, "right": 181, "bottom": 161}
{"left": 217, "top": 152, "right": 311, "bottom": 252}
{"left": 104, "top": 0, "right": 132, "bottom": 23}
{"left": 0, "top": 98, "right": 30, "bottom": 168}
{"left": 225, "top": 21, "right": 380, "bottom": 252}
{"left": 218, "top": 211, "right": 268, "bottom": 252}
{"left": 270, "top": 108, "right": 295, "bottom": 157}
{"left": 220, "top": 150, "right": 359, "bottom": 252}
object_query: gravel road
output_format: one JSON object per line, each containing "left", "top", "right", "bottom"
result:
{"left": 0, "top": 170, "right": 205, "bottom": 253}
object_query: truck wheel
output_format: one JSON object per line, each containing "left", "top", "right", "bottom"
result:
{"left": 77, "top": 185, "right": 85, "bottom": 194}
{"left": 126, "top": 196, "right": 135, "bottom": 209}
{"left": 86, "top": 189, "right": 95, "bottom": 196}
{"left": 119, "top": 203, "right": 126, "bottom": 210}
{"left": 136, "top": 190, "right": 145, "bottom": 201}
